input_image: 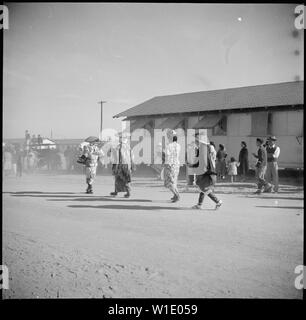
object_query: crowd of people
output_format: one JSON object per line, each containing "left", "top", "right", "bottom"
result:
{"left": 4, "top": 128, "right": 281, "bottom": 201}
{"left": 2, "top": 130, "right": 86, "bottom": 176}
{"left": 185, "top": 136, "right": 280, "bottom": 193}
{"left": 25, "top": 130, "right": 44, "bottom": 148}
{"left": 3, "top": 144, "right": 24, "bottom": 177}
{"left": 78, "top": 130, "right": 223, "bottom": 209}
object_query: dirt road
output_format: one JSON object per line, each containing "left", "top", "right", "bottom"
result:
{"left": 2, "top": 174, "right": 303, "bottom": 298}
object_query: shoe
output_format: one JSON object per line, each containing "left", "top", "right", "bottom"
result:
{"left": 171, "top": 195, "right": 180, "bottom": 203}
{"left": 124, "top": 193, "right": 130, "bottom": 198}
{"left": 215, "top": 200, "right": 222, "bottom": 210}
{"left": 254, "top": 189, "right": 262, "bottom": 194}
{"left": 110, "top": 192, "right": 118, "bottom": 196}
{"left": 192, "top": 204, "right": 202, "bottom": 209}
{"left": 263, "top": 186, "right": 273, "bottom": 193}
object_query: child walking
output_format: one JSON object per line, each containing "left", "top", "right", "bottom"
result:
{"left": 227, "top": 157, "right": 239, "bottom": 183}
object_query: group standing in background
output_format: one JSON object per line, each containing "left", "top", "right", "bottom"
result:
{"left": 3, "top": 143, "right": 26, "bottom": 177}
{"left": 209, "top": 136, "right": 280, "bottom": 193}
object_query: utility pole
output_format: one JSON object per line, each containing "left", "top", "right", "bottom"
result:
{"left": 98, "top": 100, "right": 107, "bottom": 140}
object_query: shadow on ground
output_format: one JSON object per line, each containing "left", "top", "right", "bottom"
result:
{"left": 3, "top": 191, "right": 78, "bottom": 195}
{"left": 242, "top": 196, "right": 303, "bottom": 201}
{"left": 256, "top": 205, "right": 303, "bottom": 210}
{"left": 67, "top": 204, "right": 196, "bottom": 211}
{"left": 5, "top": 193, "right": 153, "bottom": 203}
{"left": 47, "top": 197, "right": 152, "bottom": 203}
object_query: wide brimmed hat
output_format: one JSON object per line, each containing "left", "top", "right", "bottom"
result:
{"left": 85, "top": 136, "right": 100, "bottom": 143}
{"left": 267, "top": 136, "right": 277, "bottom": 141}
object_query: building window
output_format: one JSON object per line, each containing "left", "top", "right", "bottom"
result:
{"left": 213, "top": 115, "right": 227, "bottom": 136}
{"left": 251, "top": 111, "right": 268, "bottom": 136}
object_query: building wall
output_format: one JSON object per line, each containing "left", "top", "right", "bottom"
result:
{"left": 210, "top": 110, "right": 303, "bottom": 169}
{"left": 127, "top": 108, "right": 303, "bottom": 169}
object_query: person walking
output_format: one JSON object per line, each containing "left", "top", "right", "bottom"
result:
{"left": 83, "top": 142, "right": 103, "bottom": 194}
{"left": 252, "top": 138, "right": 273, "bottom": 194}
{"left": 216, "top": 144, "right": 227, "bottom": 179}
{"left": 110, "top": 134, "right": 134, "bottom": 198}
{"left": 238, "top": 141, "right": 249, "bottom": 181}
{"left": 163, "top": 133, "right": 181, "bottom": 202}
{"left": 189, "top": 132, "right": 222, "bottom": 210}
{"left": 265, "top": 136, "right": 280, "bottom": 193}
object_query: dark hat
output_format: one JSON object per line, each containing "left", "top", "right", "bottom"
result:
{"left": 256, "top": 138, "right": 264, "bottom": 144}
{"left": 267, "top": 136, "right": 277, "bottom": 141}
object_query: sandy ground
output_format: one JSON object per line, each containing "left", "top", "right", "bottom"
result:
{"left": 2, "top": 173, "right": 303, "bottom": 299}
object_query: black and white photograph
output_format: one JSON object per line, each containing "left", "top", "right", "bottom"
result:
{"left": 1, "top": 2, "right": 304, "bottom": 304}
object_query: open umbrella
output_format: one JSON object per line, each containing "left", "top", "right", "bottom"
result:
{"left": 85, "top": 136, "right": 100, "bottom": 143}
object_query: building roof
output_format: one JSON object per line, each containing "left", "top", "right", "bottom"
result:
{"left": 114, "top": 81, "right": 304, "bottom": 118}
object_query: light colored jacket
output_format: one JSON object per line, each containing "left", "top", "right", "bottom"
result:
{"left": 165, "top": 142, "right": 181, "bottom": 166}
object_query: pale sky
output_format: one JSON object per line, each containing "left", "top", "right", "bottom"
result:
{"left": 3, "top": 3, "right": 304, "bottom": 139}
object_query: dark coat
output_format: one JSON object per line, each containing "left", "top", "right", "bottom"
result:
{"left": 238, "top": 147, "right": 249, "bottom": 175}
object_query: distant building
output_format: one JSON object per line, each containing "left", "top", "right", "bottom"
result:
{"left": 3, "top": 138, "right": 83, "bottom": 152}
{"left": 114, "top": 81, "right": 304, "bottom": 169}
